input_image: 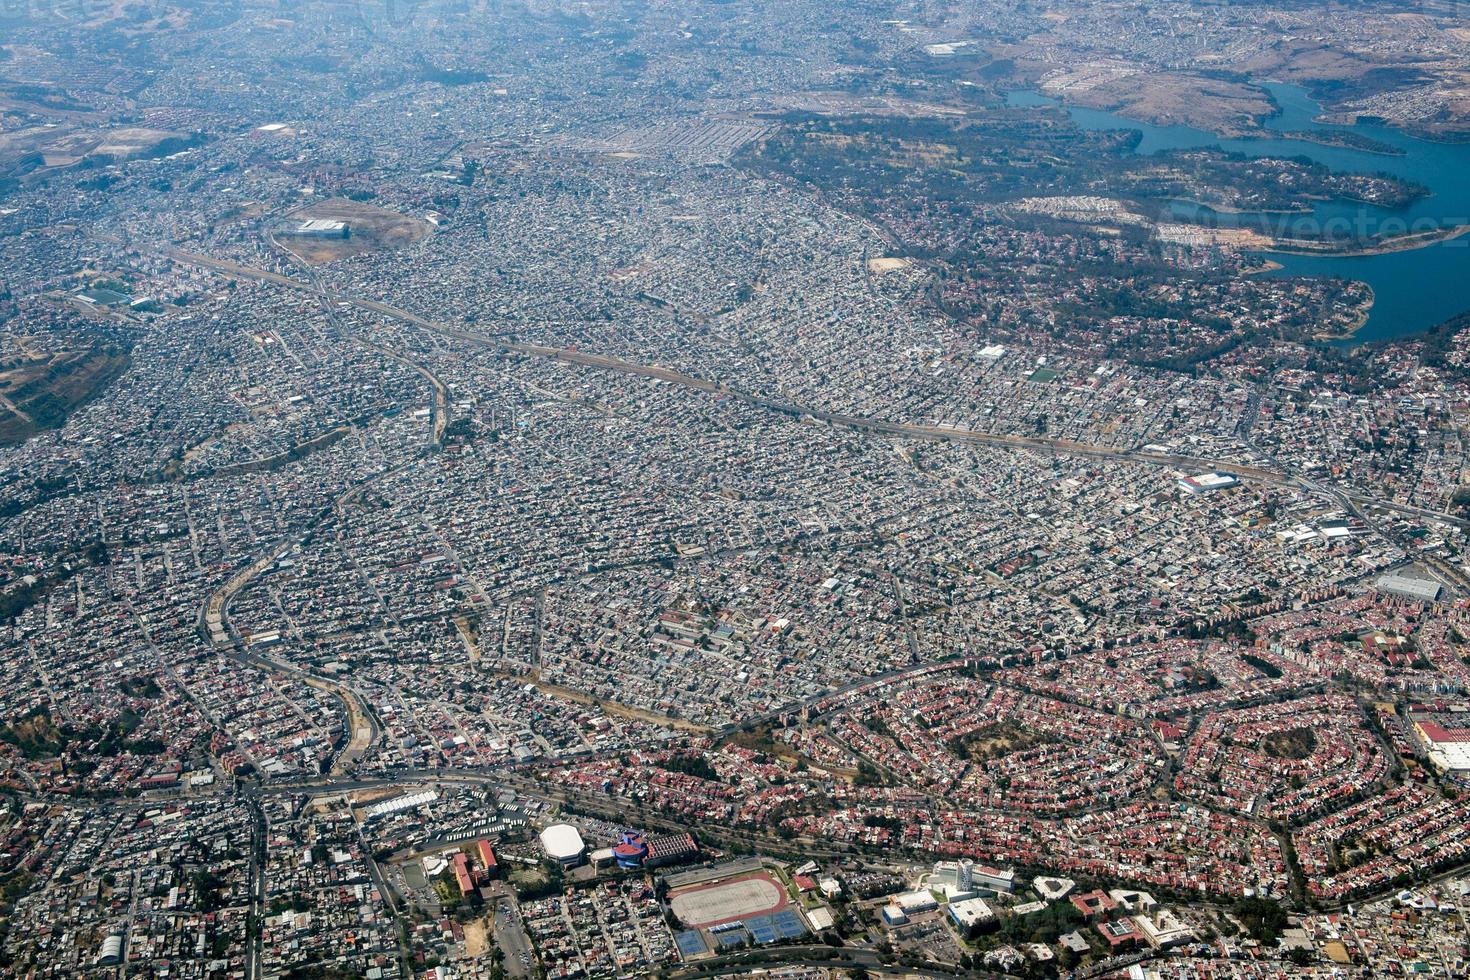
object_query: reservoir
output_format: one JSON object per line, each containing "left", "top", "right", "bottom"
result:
{"left": 1007, "top": 84, "right": 1470, "bottom": 343}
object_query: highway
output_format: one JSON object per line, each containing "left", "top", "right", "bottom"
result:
{"left": 195, "top": 456, "right": 416, "bottom": 773}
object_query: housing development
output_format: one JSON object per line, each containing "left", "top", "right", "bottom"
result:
{"left": 5, "top": 0, "right": 1470, "bottom": 978}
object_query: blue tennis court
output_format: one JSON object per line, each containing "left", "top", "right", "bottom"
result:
{"left": 675, "top": 930, "right": 707, "bottom": 959}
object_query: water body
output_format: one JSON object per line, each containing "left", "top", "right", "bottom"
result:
{"left": 1006, "top": 84, "right": 1470, "bottom": 343}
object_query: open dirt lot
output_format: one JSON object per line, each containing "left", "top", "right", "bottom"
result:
{"left": 277, "top": 199, "right": 433, "bottom": 264}
{"left": 463, "top": 916, "right": 491, "bottom": 957}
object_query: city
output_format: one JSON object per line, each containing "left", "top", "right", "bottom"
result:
{"left": 4, "top": 0, "right": 1470, "bottom": 977}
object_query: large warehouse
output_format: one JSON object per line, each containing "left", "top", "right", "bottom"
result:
{"left": 1177, "top": 472, "right": 1239, "bottom": 495}
{"left": 286, "top": 218, "right": 349, "bottom": 239}
{"left": 1410, "top": 707, "right": 1470, "bottom": 773}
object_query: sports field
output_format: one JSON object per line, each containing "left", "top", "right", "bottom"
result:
{"left": 668, "top": 870, "right": 789, "bottom": 929}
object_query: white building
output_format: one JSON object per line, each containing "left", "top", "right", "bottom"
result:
{"left": 539, "top": 823, "right": 586, "bottom": 866}
{"left": 947, "top": 896, "right": 996, "bottom": 934}
{"left": 894, "top": 889, "right": 937, "bottom": 913}
{"left": 289, "top": 218, "right": 349, "bottom": 238}
{"left": 1134, "top": 909, "right": 1195, "bottom": 949}
{"left": 1178, "top": 472, "right": 1239, "bottom": 495}
{"left": 97, "top": 934, "right": 125, "bottom": 967}
{"left": 1033, "top": 876, "right": 1076, "bottom": 901}
{"left": 973, "top": 865, "right": 1015, "bottom": 893}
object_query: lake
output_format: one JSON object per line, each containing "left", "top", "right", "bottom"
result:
{"left": 1007, "top": 84, "right": 1470, "bottom": 343}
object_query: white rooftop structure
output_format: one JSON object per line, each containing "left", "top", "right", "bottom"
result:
{"left": 1427, "top": 743, "right": 1470, "bottom": 773}
{"left": 1033, "top": 876, "right": 1076, "bottom": 901}
{"left": 366, "top": 789, "right": 438, "bottom": 819}
{"left": 894, "top": 889, "right": 938, "bottom": 912}
{"left": 1178, "top": 472, "right": 1239, "bottom": 494}
{"left": 972, "top": 865, "right": 1015, "bottom": 892}
{"left": 539, "top": 823, "right": 586, "bottom": 865}
{"left": 1376, "top": 572, "right": 1443, "bottom": 603}
{"left": 288, "top": 218, "right": 349, "bottom": 238}
{"left": 97, "top": 934, "right": 125, "bottom": 967}
{"left": 947, "top": 896, "right": 996, "bottom": 930}
{"left": 1135, "top": 909, "right": 1195, "bottom": 948}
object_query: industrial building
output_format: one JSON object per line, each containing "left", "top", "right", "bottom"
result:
{"left": 96, "top": 934, "right": 125, "bottom": 967}
{"left": 286, "top": 218, "right": 350, "bottom": 238}
{"left": 1376, "top": 572, "right": 1443, "bottom": 604}
{"left": 646, "top": 831, "right": 699, "bottom": 868}
{"left": 366, "top": 790, "right": 437, "bottom": 820}
{"left": 1410, "top": 706, "right": 1470, "bottom": 773}
{"left": 1177, "top": 472, "right": 1239, "bottom": 495}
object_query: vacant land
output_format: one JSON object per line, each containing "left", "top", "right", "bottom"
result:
{"left": 993, "top": 50, "right": 1275, "bottom": 134}
{"left": 462, "top": 916, "right": 491, "bottom": 957}
{"left": 276, "top": 199, "right": 433, "bottom": 264}
{"left": 0, "top": 345, "right": 131, "bottom": 445}
{"left": 0, "top": 121, "right": 198, "bottom": 188}
{"left": 0, "top": 710, "right": 66, "bottom": 759}
{"left": 1053, "top": 70, "right": 1275, "bottom": 135}
{"left": 1262, "top": 726, "right": 1318, "bottom": 761}
{"left": 952, "top": 721, "right": 1058, "bottom": 762}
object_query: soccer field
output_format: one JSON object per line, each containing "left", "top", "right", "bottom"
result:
{"left": 668, "top": 873, "right": 788, "bottom": 928}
